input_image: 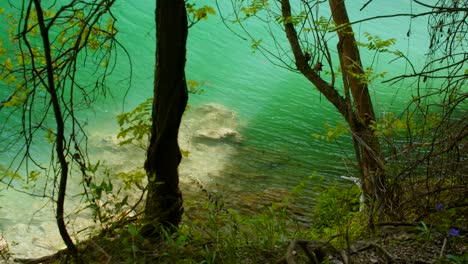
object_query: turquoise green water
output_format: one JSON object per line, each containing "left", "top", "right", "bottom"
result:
{"left": 0, "top": 0, "right": 444, "bottom": 257}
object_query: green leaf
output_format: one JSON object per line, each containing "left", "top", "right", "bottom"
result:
{"left": 28, "top": 170, "right": 40, "bottom": 183}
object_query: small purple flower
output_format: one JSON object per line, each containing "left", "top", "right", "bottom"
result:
{"left": 436, "top": 203, "right": 444, "bottom": 211}
{"left": 449, "top": 227, "right": 460, "bottom": 237}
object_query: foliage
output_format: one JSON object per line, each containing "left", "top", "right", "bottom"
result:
{"left": 186, "top": 79, "right": 207, "bottom": 95}
{"left": 155, "top": 205, "right": 296, "bottom": 263}
{"left": 311, "top": 121, "right": 349, "bottom": 142}
{"left": 117, "top": 98, "right": 152, "bottom": 148}
{"left": 313, "top": 16, "right": 337, "bottom": 32}
{"left": 349, "top": 32, "right": 401, "bottom": 84}
{"left": 250, "top": 38, "right": 263, "bottom": 52}
{"left": 0, "top": 2, "right": 125, "bottom": 250}
{"left": 1, "top": 0, "right": 466, "bottom": 261}
{"left": 413, "top": 203, "right": 468, "bottom": 263}
{"left": 311, "top": 95, "right": 466, "bottom": 224}
{"left": 308, "top": 182, "right": 366, "bottom": 247}
{"left": 357, "top": 32, "right": 397, "bottom": 54}
{"left": 0, "top": 2, "right": 119, "bottom": 111}
{"left": 379, "top": 98, "right": 467, "bottom": 220}
{"left": 441, "top": 253, "right": 468, "bottom": 264}
{"left": 78, "top": 182, "right": 310, "bottom": 263}
{"left": 186, "top": 2, "right": 216, "bottom": 28}
{"left": 275, "top": 11, "right": 307, "bottom": 26}
{"left": 238, "top": 0, "right": 269, "bottom": 19}
{"left": 311, "top": 183, "right": 361, "bottom": 229}
{"left": 0, "top": 165, "right": 22, "bottom": 185}
{"left": 85, "top": 176, "right": 129, "bottom": 230}
{"left": 371, "top": 112, "right": 407, "bottom": 138}
{"left": 0, "top": 1, "right": 128, "bottom": 254}
{"left": 116, "top": 169, "right": 146, "bottom": 190}
{"left": 381, "top": 1, "right": 467, "bottom": 215}
{"left": 81, "top": 162, "right": 145, "bottom": 232}
{"left": 1, "top": 1, "right": 210, "bottom": 257}
{"left": 71, "top": 177, "right": 372, "bottom": 263}
{"left": 7, "top": 164, "right": 459, "bottom": 263}
{"left": 346, "top": 64, "right": 388, "bottom": 84}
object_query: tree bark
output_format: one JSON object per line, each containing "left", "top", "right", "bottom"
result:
{"left": 328, "top": 0, "right": 385, "bottom": 210}
{"left": 143, "top": 0, "right": 188, "bottom": 235}
{"left": 280, "top": 0, "right": 350, "bottom": 122}
{"left": 281, "top": 0, "right": 386, "bottom": 217}
{"left": 33, "top": 0, "right": 77, "bottom": 256}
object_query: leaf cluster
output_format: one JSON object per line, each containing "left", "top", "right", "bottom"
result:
{"left": 312, "top": 121, "right": 349, "bottom": 142}
{"left": 275, "top": 11, "right": 307, "bottom": 26}
{"left": 117, "top": 98, "right": 152, "bottom": 148}
{"left": 310, "top": 183, "right": 362, "bottom": 231}
{"left": 358, "top": 32, "right": 397, "bottom": 54}
{"left": 239, "top": 0, "right": 269, "bottom": 18}
{"left": 82, "top": 163, "right": 143, "bottom": 232}
{"left": 186, "top": 2, "right": 216, "bottom": 28}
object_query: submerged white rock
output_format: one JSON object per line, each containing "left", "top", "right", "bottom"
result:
{"left": 195, "top": 127, "right": 242, "bottom": 142}
{"left": 181, "top": 103, "right": 243, "bottom": 144}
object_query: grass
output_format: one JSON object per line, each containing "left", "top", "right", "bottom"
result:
{"left": 72, "top": 181, "right": 367, "bottom": 264}
{"left": 78, "top": 195, "right": 311, "bottom": 263}
{"left": 3, "top": 180, "right": 466, "bottom": 263}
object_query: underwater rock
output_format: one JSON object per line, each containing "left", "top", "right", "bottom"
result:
{"left": 183, "top": 103, "right": 243, "bottom": 144}
{"left": 195, "top": 127, "right": 242, "bottom": 143}
{"left": 182, "top": 103, "right": 240, "bottom": 131}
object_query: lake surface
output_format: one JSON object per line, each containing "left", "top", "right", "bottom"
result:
{"left": 0, "top": 0, "right": 440, "bottom": 258}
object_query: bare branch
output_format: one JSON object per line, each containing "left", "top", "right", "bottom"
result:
{"left": 360, "top": 0, "right": 375, "bottom": 11}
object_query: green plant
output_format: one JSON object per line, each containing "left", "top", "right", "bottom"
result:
{"left": 311, "top": 121, "right": 349, "bottom": 142}
{"left": 116, "top": 98, "right": 153, "bottom": 148}
{"left": 415, "top": 221, "right": 433, "bottom": 241}
{"left": 142, "top": 188, "right": 307, "bottom": 263}
{"left": 120, "top": 224, "right": 145, "bottom": 263}
{"left": 309, "top": 182, "right": 366, "bottom": 247}
{"left": 82, "top": 164, "right": 137, "bottom": 231}
{"left": 0, "top": 234, "right": 12, "bottom": 262}
{"left": 442, "top": 252, "right": 468, "bottom": 264}
{"left": 186, "top": 3, "right": 215, "bottom": 27}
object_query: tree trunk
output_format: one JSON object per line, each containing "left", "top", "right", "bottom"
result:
{"left": 33, "top": 0, "right": 77, "bottom": 256}
{"left": 280, "top": 0, "right": 386, "bottom": 217}
{"left": 328, "top": 0, "right": 385, "bottom": 210}
{"left": 143, "top": 0, "right": 188, "bottom": 235}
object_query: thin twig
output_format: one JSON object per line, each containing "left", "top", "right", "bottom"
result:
{"left": 439, "top": 238, "right": 447, "bottom": 259}
{"left": 360, "top": 0, "right": 374, "bottom": 11}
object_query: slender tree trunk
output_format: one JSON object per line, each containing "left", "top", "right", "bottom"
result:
{"left": 143, "top": 0, "right": 188, "bottom": 235}
{"left": 33, "top": 0, "right": 77, "bottom": 256}
{"left": 281, "top": 0, "right": 386, "bottom": 218}
{"left": 328, "top": 0, "right": 385, "bottom": 210}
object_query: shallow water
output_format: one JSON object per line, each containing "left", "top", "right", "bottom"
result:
{"left": 0, "top": 0, "right": 442, "bottom": 258}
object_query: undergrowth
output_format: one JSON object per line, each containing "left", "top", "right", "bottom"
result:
{"left": 73, "top": 180, "right": 366, "bottom": 264}
{"left": 3, "top": 177, "right": 466, "bottom": 263}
